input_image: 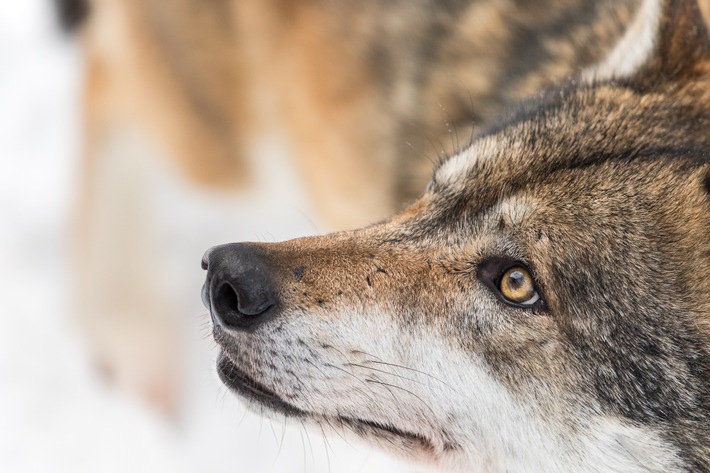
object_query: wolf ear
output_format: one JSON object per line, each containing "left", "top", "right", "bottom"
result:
{"left": 587, "top": 0, "right": 710, "bottom": 86}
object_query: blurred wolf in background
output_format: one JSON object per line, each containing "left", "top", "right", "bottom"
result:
{"left": 58, "top": 0, "right": 709, "bottom": 413}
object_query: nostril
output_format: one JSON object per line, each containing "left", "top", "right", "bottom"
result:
{"left": 217, "top": 283, "right": 239, "bottom": 313}
{"left": 212, "top": 279, "right": 274, "bottom": 329}
{"left": 212, "top": 282, "right": 245, "bottom": 328}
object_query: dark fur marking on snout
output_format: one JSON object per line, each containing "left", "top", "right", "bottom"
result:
{"left": 293, "top": 265, "right": 305, "bottom": 281}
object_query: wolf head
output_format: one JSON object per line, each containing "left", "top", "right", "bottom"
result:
{"left": 202, "top": 1, "right": 710, "bottom": 471}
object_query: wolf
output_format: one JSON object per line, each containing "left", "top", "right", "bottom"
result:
{"left": 202, "top": 0, "right": 710, "bottom": 471}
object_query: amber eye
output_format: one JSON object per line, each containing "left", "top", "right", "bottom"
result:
{"left": 498, "top": 266, "right": 540, "bottom": 306}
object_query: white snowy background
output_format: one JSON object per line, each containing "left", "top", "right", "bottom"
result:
{"left": 0, "top": 1, "right": 413, "bottom": 472}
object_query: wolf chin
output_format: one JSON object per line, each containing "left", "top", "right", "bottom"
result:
{"left": 202, "top": 0, "right": 710, "bottom": 471}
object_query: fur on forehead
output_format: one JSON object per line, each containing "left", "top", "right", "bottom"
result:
{"left": 434, "top": 0, "right": 710, "bottom": 193}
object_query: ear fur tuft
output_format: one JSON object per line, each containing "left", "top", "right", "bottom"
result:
{"left": 586, "top": 0, "right": 710, "bottom": 85}
{"left": 640, "top": 0, "right": 710, "bottom": 83}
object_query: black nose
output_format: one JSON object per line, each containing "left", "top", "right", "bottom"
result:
{"left": 201, "top": 243, "right": 278, "bottom": 330}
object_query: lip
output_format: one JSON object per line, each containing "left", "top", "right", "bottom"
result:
{"left": 216, "top": 352, "right": 305, "bottom": 417}
{"left": 338, "top": 416, "right": 436, "bottom": 451}
{"left": 216, "top": 351, "right": 441, "bottom": 452}
{"left": 214, "top": 338, "right": 439, "bottom": 451}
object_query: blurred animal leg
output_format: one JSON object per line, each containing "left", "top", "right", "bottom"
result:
{"left": 74, "top": 124, "right": 182, "bottom": 416}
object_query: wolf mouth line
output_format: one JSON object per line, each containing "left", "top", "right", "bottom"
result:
{"left": 216, "top": 352, "right": 302, "bottom": 417}
{"left": 217, "top": 348, "right": 436, "bottom": 449}
{"left": 337, "top": 417, "right": 438, "bottom": 452}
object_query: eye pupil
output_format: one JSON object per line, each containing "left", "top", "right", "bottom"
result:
{"left": 508, "top": 271, "right": 525, "bottom": 289}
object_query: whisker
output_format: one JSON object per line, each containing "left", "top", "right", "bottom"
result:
{"left": 306, "top": 358, "right": 381, "bottom": 415}
{"left": 437, "top": 101, "right": 459, "bottom": 153}
{"left": 346, "top": 362, "right": 422, "bottom": 387}
{"left": 366, "top": 377, "right": 438, "bottom": 421}
{"left": 308, "top": 359, "right": 369, "bottom": 408}
{"left": 279, "top": 420, "right": 286, "bottom": 457}
{"left": 404, "top": 140, "right": 438, "bottom": 168}
{"left": 304, "top": 422, "right": 316, "bottom": 466}
{"left": 364, "top": 360, "right": 460, "bottom": 395}
{"left": 350, "top": 349, "right": 460, "bottom": 395}
{"left": 299, "top": 425, "right": 308, "bottom": 472}
{"left": 324, "top": 416, "right": 354, "bottom": 447}
{"left": 327, "top": 365, "right": 384, "bottom": 403}
{"left": 615, "top": 439, "right": 652, "bottom": 472}
{"left": 325, "top": 363, "right": 377, "bottom": 395}
{"left": 269, "top": 419, "right": 279, "bottom": 447}
{"left": 258, "top": 413, "right": 264, "bottom": 443}
{"left": 237, "top": 402, "right": 249, "bottom": 428}
{"left": 320, "top": 424, "right": 332, "bottom": 473}
{"left": 423, "top": 133, "right": 449, "bottom": 164}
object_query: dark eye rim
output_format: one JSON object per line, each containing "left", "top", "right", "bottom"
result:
{"left": 477, "top": 256, "right": 546, "bottom": 310}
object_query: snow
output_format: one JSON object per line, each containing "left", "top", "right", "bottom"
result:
{"left": 0, "top": 1, "right": 412, "bottom": 472}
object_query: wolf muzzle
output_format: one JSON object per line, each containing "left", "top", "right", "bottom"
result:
{"left": 201, "top": 243, "right": 279, "bottom": 331}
